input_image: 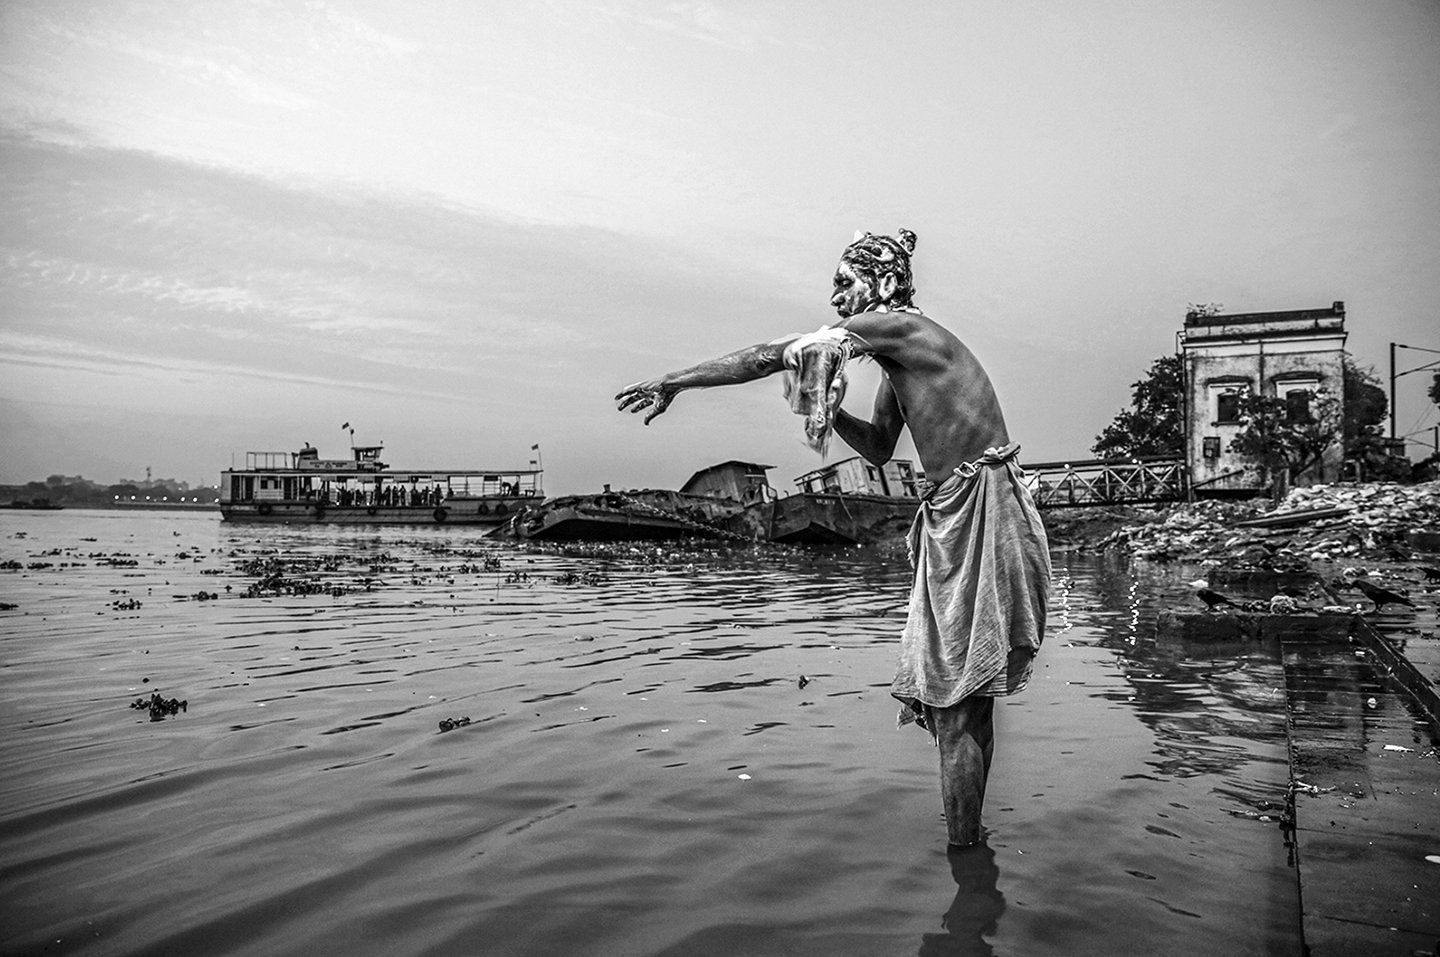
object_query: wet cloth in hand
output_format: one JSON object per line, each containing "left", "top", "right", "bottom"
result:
{"left": 892, "top": 442, "right": 1050, "bottom": 724}
{"left": 778, "top": 327, "right": 855, "bottom": 454}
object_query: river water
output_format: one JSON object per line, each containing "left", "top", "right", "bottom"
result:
{"left": 1, "top": 511, "right": 1301, "bottom": 956}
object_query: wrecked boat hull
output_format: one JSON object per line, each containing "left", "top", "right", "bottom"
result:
{"left": 760, "top": 492, "right": 919, "bottom": 545}
{"left": 498, "top": 491, "right": 745, "bottom": 542}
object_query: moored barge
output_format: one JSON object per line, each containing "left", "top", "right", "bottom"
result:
{"left": 220, "top": 443, "right": 541, "bottom": 525}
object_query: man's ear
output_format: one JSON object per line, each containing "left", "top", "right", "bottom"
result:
{"left": 878, "top": 273, "right": 898, "bottom": 301}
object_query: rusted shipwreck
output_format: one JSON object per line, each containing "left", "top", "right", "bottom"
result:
{"left": 498, "top": 458, "right": 923, "bottom": 544}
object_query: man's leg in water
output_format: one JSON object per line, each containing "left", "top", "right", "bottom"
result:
{"left": 930, "top": 696, "right": 996, "bottom": 846}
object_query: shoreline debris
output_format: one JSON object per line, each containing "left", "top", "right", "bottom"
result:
{"left": 1081, "top": 480, "right": 1438, "bottom": 571}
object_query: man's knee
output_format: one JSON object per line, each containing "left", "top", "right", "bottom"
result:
{"left": 932, "top": 696, "right": 994, "bottom": 738}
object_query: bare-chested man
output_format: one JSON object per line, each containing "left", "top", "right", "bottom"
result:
{"left": 616, "top": 229, "right": 1050, "bottom": 846}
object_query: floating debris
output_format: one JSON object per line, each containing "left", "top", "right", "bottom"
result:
{"left": 552, "top": 569, "right": 606, "bottom": 586}
{"left": 130, "top": 693, "right": 187, "bottom": 722}
{"left": 1224, "top": 807, "right": 1279, "bottom": 823}
{"left": 438, "top": 716, "right": 471, "bottom": 733}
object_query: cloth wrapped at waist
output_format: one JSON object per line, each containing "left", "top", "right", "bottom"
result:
{"left": 778, "top": 327, "right": 854, "bottom": 454}
{"left": 892, "top": 442, "right": 1051, "bottom": 732}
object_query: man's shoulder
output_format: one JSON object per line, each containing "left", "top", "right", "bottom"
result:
{"left": 838, "top": 307, "right": 959, "bottom": 352}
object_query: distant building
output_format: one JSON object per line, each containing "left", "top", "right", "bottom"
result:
{"left": 680, "top": 461, "right": 775, "bottom": 504}
{"left": 793, "top": 456, "right": 920, "bottom": 498}
{"left": 1179, "top": 301, "right": 1347, "bottom": 495}
{"left": 119, "top": 474, "right": 192, "bottom": 491}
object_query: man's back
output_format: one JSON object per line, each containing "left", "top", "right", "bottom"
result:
{"left": 838, "top": 308, "right": 1010, "bottom": 477}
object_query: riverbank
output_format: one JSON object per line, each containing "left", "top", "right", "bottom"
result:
{"left": 1051, "top": 483, "right": 1440, "bottom": 955}
{"left": 1047, "top": 480, "right": 1440, "bottom": 570}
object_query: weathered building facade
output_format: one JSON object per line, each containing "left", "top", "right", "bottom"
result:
{"left": 1180, "top": 302, "right": 1347, "bottom": 495}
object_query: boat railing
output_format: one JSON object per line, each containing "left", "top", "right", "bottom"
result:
{"left": 442, "top": 473, "right": 542, "bottom": 498}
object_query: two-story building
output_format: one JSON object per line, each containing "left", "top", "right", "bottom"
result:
{"left": 1180, "top": 302, "right": 1347, "bottom": 495}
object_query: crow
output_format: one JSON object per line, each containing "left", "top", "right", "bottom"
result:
{"left": 1189, "top": 579, "right": 1242, "bottom": 612}
{"left": 1347, "top": 578, "right": 1415, "bottom": 613}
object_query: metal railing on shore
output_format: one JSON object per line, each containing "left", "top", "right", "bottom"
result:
{"left": 1025, "top": 457, "right": 1185, "bottom": 509}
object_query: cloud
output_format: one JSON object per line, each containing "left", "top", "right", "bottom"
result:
{"left": 593, "top": 0, "right": 780, "bottom": 52}
{"left": 0, "top": 329, "right": 453, "bottom": 400}
{"left": 304, "top": 0, "right": 420, "bottom": 58}
{"left": 33, "top": 15, "right": 317, "bottom": 111}
{"left": 0, "top": 131, "right": 830, "bottom": 490}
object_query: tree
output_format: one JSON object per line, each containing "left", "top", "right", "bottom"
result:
{"left": 1092, "top": 354, "right": 1184, "bottom": 459}
{"left": 1228, "top": 385, "right": 1340, "bottom": 498}
{"left": 1429, "top": 370, "right": 1440, "bottom": 407}
{"left": 1342, "top": 356, "right": 1387, "bottom": 452}
{"left": 1343, "top": 356, "right": 1410, "bottom": 481}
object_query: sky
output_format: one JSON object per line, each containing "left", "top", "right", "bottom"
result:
{"left": 2, "top": 0, "right": 1438, "bottom": 495}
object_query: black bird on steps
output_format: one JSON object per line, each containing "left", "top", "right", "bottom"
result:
{"left": 1189, "top": 579, "right": 1241, "bottom": 612}
{"left": 1346, "top": 578, "right": 1415, "bottom": 613}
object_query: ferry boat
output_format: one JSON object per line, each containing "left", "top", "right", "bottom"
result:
{"left": 220, "top": 443, "right": 541, "bottom": 525}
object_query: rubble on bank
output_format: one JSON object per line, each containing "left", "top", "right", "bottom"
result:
{"left": 1078, "top": 480, "right": 1440, "bottom": 571}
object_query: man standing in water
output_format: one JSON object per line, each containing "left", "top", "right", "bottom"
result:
{"left": 615, "top": 229, "right": 1050, "bottom": 846}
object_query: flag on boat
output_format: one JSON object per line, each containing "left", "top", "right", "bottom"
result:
{"left": 531, "top": 444, "right": 539, "bottom": 450}
{"left": 342, "top": 422, "right": 350, "bottom": 430}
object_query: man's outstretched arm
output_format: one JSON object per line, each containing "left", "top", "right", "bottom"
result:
{"left": 833, "top": 375, "right": 903, "bottom": 467}
{"left": 616, "top": 341, "right": 789, "bottom": 424}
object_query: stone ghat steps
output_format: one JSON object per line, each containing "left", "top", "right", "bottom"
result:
{"left": 1280, "top": 623, "right": 1440, "bottom": 956}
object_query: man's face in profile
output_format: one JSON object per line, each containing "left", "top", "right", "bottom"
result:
{"left": 831, "top": 260, "right": 878, "bottom": 318}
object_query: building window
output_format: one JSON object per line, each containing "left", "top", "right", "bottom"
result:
{"left": 1216, "top": 391, "right": 1242, "bottom": 424}
{"left": 1284, "top": 388, "right": 1313, "bottom": 423}
{"left": 1202, "top": 436, "right": 1221, "bottom": 459}
{"left": 1275, "top": 377, "right": 1320, "bottom": 424}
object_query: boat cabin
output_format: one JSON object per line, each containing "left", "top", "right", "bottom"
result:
{"left": 793, "top": 456, "right": 920, "bottom": 498}
{"left": 680, "top": 461, "right": 776, "bottom": 504}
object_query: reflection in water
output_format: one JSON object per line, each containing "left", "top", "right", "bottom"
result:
{"left": 918, "top": 842, "right": 1006, "bottom": 956}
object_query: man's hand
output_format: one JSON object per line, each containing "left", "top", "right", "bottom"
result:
{"left": 616, "top": 377, "right": 679, "bottom": 425}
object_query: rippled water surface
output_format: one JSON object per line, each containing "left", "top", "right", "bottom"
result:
{"left": 1, "top": 511, "right": 1301, "bottom": 956}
